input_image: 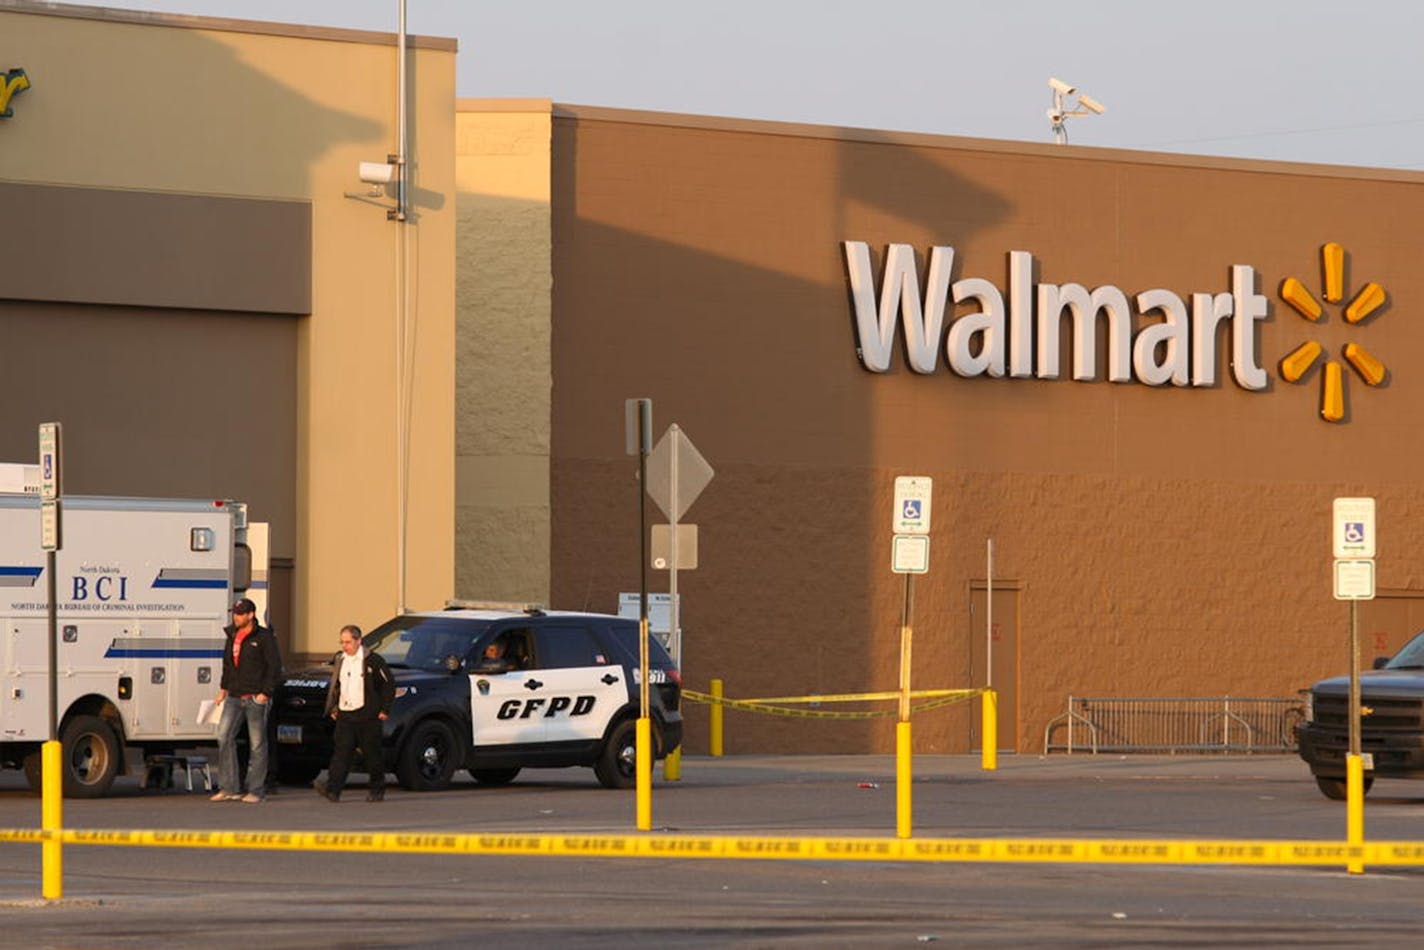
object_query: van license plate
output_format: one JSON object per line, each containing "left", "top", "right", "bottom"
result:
{"left": 277, "top": 724, "right": 302, "bottom": 744}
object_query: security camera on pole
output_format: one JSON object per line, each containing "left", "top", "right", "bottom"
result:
{"left": 1047, "top": 77, "right": 1106, "bottom": 144}
{"left": 1332, "top": 496, "right": 1375, "bottom": 875}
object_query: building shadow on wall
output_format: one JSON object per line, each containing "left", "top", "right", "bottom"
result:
{"left": 1, "top": 15, "right": 407, "bottom": 655}
{"left": 545, "top": 113, "right": 1011, "bottom": 753}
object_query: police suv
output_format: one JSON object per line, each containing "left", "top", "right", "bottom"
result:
{"left": 273, "top": 602, "right": 683, "bottom": 790}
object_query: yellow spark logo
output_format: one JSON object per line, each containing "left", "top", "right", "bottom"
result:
{"left": 0, "top": 68, "right": 30, "bottom": 118}
{"left": 1278, "top": 242, "right": 1388, "bottom": 422}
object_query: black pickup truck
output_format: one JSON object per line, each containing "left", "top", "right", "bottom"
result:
{"left": 1297, "top": 630, "right": 1424, "bottom": 799}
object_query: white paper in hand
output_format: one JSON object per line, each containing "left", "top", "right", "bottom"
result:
{"left": 197, "top": 699, "right": 222, "bottom": 727}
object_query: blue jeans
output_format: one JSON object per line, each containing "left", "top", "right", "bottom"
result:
{"left": 216, "top": 696, "right": 269, "bottom": 796}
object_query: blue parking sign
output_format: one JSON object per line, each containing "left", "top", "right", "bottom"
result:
{"left": 892, "top": 476, "right": 932, "bottom": 535}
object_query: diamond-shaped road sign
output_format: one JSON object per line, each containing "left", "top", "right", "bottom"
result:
{"left": 645, "top": 425, "right": 713, "bottom": 523}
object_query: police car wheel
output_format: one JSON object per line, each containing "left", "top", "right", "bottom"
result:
{"left": 469, "top": 767, "right": 521, "bottom": 786}
{"left": 276, "top": 761, "right": 322, "bottom": 786}
{"left": 60, "top": 714, "right": 122, "bottom": 798}
{"left": 396, "top": 719, "right": 460, "bottom": 791}
{"left": 594, "top": 719, "right": 639, "bottom": 789}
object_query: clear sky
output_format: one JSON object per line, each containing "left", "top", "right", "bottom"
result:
{"left": 102, "top": 0, "right": 1424, "bottom": 169}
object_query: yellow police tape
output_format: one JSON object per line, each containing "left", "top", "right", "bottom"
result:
{"left": 681, "top": 688, "right": 983, "bottom": 720}
{"left": 1, "top": 827, "right": 1421, "bottom": 867}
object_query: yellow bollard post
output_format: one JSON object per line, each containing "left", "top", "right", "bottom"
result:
{"left": 41, "top": 739, "right": 62, "bottom": 900}
{"left": 896, "top": 720, "right": 912, "bottom": 838}
{"left": 636, "top": 716, "right": 652, "bottom": 831}
{"left": 709, "top": 678, "right": 723, "bottom": 757}
{"left": 1346, "top": 753, "right": 1364, "bottom": 875}
{"left": 981, "top": 689, "right": 998, "bottom": 771}
{"left": 664, "top": 745, "right": 681, "bottom": 781}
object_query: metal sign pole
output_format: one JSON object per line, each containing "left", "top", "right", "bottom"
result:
{"left": 47, "top": 548, "right": 57, "bottom": 742}
{"left": 898, "top": 573, "right": 913, "bottom": 722}
{"left": 632, "top": 400, "right": 654, "bottom": 830}
{"left": 1349, "top": 600, "right": 1360, "bottom": 760}
{"left": 668, "top": 427, "right": 681, "bottom": 672}
{"left": 38, "top": 421, "right": 63, "bottom": 900}
{"left": 638, "top": 418, "right": 649, "bottom": 723}
{"left": 665, "top": 428, "right": 682, "bottom": 781}
{"left": 986, "top": 539, "right": 993, "bottom": 690}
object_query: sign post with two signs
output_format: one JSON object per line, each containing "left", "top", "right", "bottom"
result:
{"left": 644, "top": 423, "right": 713, "bottom": 786}
{"left": 889, "top": 476, "right": 933, "bottom": 840}
{"left": 1332, "top": 496, "right": 1376, "bottom": 874}
{"left": 37, "top": 422, "right": 63, "bottom": 899}
{"left": 624, "top": 403, "right": 716, "bottom": 806}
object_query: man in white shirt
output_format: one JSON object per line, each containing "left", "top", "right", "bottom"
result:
{"left": 314, "top": 624, "right": 395, "bottom": 802}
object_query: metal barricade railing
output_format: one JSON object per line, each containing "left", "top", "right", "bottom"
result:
{"left": 1043, "top": 696, "right": 1305, "bottom": 755}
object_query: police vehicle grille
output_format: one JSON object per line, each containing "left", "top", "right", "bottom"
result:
{"left": 279, "top": 685, "right": 330, "bottom": 724}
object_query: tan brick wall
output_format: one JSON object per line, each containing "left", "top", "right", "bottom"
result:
{"left": 544, "top": 107, "right": 1424, "bottom": 754}
{"left": 454, "top": 103, "right": 553, "bottom": 603}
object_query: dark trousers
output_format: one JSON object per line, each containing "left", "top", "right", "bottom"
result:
{"left": 327, "top": 711, "right": 385, "bottom": 794}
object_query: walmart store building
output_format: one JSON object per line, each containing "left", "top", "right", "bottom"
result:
{"left": 10, "top": 3, "right": 1424, "bottom": 756}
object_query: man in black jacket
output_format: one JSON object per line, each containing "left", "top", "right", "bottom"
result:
{"left": 212, "top": 597, "right": 282, "bottom": 803}
{"left": 314, "top": 624, "right": 395, "bottom": 802}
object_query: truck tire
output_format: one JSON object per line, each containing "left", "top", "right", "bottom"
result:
{"left": 1315, "top": 775, "right": 1373, "bottom": 800}
{"left": 396, "top": 719, "right": 459, "bottom": 791}
{"left": 60, "top": 715, "right": 122, "bottom": 798}
{"left": 594, "top": 719, "right": 638, "bottom": 789}
{"left": 469, "top": 767, "right": 521, "bottom": 786}
{"left": 21, "top": 750, "right": 42, "bottom": 792}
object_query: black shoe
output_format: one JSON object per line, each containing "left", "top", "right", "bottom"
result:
{"left": 366, "top": 789, "right": 385, "bottom": 802}
{"left": 313, "top": 778, "right": 340, "bottom": 803}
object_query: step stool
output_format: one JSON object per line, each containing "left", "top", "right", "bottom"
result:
{"left": 145, "top": 754, "right": 213, "bottom": 792}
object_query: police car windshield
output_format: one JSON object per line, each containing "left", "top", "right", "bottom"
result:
{"left": 364, "top": 615, "right": 490, "bottom": 671}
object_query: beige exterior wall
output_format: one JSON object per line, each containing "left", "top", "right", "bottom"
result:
{"left": 454, "top": 101, "right": 553, "bottom": 603}
{"left": 2, "top": 3, "right": 457, "bottom": 654}
{"left": 533, "top": 105, "right": 1424, "bottom": 755}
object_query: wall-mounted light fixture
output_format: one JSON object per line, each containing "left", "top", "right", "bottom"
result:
{"left": 358, "top": 161, "right": 398, "bottom": 185}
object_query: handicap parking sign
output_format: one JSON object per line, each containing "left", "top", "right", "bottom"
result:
{"left": 1332, "top": 497, "right": 1375, "bottom": 558}
{"left": 892, "top": 476, "right": 932, "bottom": 535}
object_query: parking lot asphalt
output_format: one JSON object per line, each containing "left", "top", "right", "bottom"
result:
{"left": 2, "top": 753, "right": 1424, "bottom": 948}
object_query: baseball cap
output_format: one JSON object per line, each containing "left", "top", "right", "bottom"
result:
{"left": 231, "top": 598, "right": 257, "bottom": 615}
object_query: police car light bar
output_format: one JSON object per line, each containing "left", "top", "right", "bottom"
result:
{"left": 444, "top": 599, "right": 546, "bottom": 616}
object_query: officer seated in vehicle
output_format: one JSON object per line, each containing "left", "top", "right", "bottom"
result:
{"left": 471, "top": 637, "right": 514, "bottom": 673}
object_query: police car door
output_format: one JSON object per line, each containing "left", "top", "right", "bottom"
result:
{"left": 468, "top": 628, "right": 544, "bottom": 748}
{"left": 531, "top": 623, "right": 628, "bottom": 744}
